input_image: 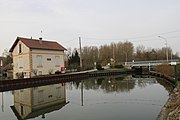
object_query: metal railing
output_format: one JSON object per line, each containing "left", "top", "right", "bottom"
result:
{"left": 125, "top": 59, "right": 179, "bottom": 67}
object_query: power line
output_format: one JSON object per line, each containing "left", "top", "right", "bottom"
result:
{"left": 128, "top": 36, "right": 180, "bottom": 43}
{"left": 166, "top": 36, "right": 180, "bottom": 39}
{"left": 61, "top": 30, "right": 180, "bottom": 45}
{"left": 81, "top": 36, "right": 180, "bottom": 44}
{"left": 128, "top": 29, "right": 180, "bottom": 40}
{"left": 62, "top": 38, "right": 77, "bottom": 44}
{"left": 82, "top": 29, "right": 180, "bottom": 41}
{"left": 131, "top": 38, "right": 160, "bottom": 43}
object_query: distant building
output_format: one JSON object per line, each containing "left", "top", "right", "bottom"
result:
{"left": 0, "top": 57, "right": 4, "bottom": 63}
{"left": 11, "top": 84, "right": 68, "bottom": 119}
{"left": 0, "top": 56, "right": 5, "bottom": 79}
{"left": 0, "top": 56, "right": 13, "bottom": 79}
{"left": 3, "top": 63, "right": 13, "bottom": 79}
{"left": 9, "top": 37, "right": 66, "bottom": 79}
{"left": 0, "top": 57, "right": 5, "bottom": 67}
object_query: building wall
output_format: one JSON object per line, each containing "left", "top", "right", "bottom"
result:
{"left": 14, "top": 88, "right": 32, "bottom": 119}
{"left": 31, "top": 49, "right": 65, "bottom": 76}
{"left": 32, "top": 84, "right": 66, "bottom": 110}
{"left": 12, "top": 40, "right": 65, "bottom": 78}
{"left": 13, "top": 84, "right": 66, "bottom": 119}
{"left": 12, "top": 41, "right": 30, "bottom": 79}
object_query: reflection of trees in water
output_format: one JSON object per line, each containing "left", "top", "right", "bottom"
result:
{"left": 132, "top": 76, "right": 157, "bottom": 88}
{"left": 137, "top": 79, "right": 147, "bottom": 88}
{"left": 66, "top": 81, "right": 81, "bottom": 90}
{"left": 67, "top": 76, "right": 136, "bottom": 93}
{"left": 66, "top": 75, "right": 164, "bottom": 93}
{"left": 74, "top": 81, "right": 81, "bottom": 89}
{"left": 136, "top": 79, "right": 154, "bottom": 88}
{"left": 100, "top": 78, "right": 135, "bottom": 93}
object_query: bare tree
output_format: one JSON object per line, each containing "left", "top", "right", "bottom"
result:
{"left": 82, "top": 46, "right": 98, "bottom": 69}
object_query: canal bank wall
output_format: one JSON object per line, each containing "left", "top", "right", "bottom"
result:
{"left": 150, "top": 71, "right": 180, "bottom": 120}
{"left": 149, "top": 71, "right": 176, "bottom": 86}
{"left": 0, "top": 69, "right": 134, "bottom": 92}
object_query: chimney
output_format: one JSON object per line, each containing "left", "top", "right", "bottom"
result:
{"left": 39, "top": 37, "right": 42, "bottom": 44}
{"left": 39, "top": 31, "right": 43, "bottom": 44}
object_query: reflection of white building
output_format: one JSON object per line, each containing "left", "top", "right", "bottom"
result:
{"left": 11, "top": 83, "right": 68, "bottom": 119}
{"left": 9, "top": 37, "right": 66, "bottom": 79}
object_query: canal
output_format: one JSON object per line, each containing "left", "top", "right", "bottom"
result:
{"left": 0, "top": 75, "right": 173, "bottom": 120}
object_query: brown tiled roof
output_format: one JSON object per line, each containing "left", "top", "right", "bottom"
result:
{"left": 9, "top": 37, "right": 67, "bottom": 52}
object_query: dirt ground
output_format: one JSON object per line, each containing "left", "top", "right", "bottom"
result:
{"left": 157, "top": 87, "right": 180, "bottom": 120}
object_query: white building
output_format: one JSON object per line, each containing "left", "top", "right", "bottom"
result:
{"left": 9, "top": 37, "right": 66, "bottom": 79}
{"left": 11, "top": 84, "right": 68, "bottom": 119}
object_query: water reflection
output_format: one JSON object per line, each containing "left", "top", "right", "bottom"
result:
{"left": 67, "top": 75, "right": 157, "bottom": 93}
{"left": 11, "top": 83, "right": 68, "bottom": 120}
{"left": 0, "top": 75, "right": 174, "bottom": 120}
{"left": 1, "top": 92, "right": 4, "bottom": 112}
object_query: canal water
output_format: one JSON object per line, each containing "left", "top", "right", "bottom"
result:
{"left": 0, "top": 75, "right": 173, "bottom": 120}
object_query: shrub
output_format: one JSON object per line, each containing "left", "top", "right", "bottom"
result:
{"left": 96, "top": 64, "right": 104, "bottom": 70}
{"left": 114, "top": 64, "right": 124, "bottom": 68}
{"left": 77, "top": 67, "right": 81, "bottom": 72}
{"left": 55, "top": 70, "right": 61, "bottom": 74}
{"left": 48, "top": 69, "right": 53, "bottom": 75}
{"left": 154, "top": 64, "right": 173, "bottom": 77}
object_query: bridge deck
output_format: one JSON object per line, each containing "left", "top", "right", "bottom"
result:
{"left": 125, "top": 59, "right": 179, "bottom": 67}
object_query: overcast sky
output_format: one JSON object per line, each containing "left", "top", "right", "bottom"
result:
{"left": 0, "top": 0, "right": 180, "bottom": 55}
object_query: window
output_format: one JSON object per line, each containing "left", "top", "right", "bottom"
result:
{"left": 19, "top": 44, "right": 22, "bottom": 53}
{"left": 47, "top": 58, "right": 51, "bottom": 61}
{"left": 55, "top": 56, "right": 60, "bottom": 66}
{"left": 56, "top": 87, "right": 61, "bottom": 98}
{"left": 18, "top": 57, "right": 23, "bottom": 68}
{"left": 20, "top": 106, "right": 24, "bottom": 115}
{"left": 37, "top": 55, "right": 42, "bottom": 67}
{"left": 20, "top": 90, "right": 24, "bottom": 102}
{"left": 38, "top": 90, "right": 44, "bottom": 103}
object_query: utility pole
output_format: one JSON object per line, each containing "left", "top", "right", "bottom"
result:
{"left": 79, "top": 37, "right": 83, "bottom": 69}
{"left": 113, "top": 43, "right": 115, "bottom": 60}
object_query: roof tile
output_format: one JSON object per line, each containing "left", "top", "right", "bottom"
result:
{"left": 10, "top": 37, "right": 66, "bottom": 52}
